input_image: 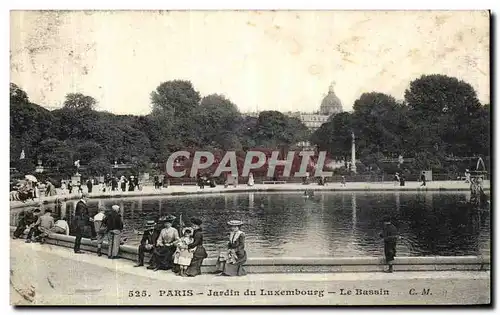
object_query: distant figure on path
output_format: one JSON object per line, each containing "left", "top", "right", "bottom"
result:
{"left": 216, "top": 220, "right": 247, "bottom": 277}
{"left": 86, "top": 179, "right": 93, "bottom": 193}
{"left": 247, "top": 173, "right": 254, "bottom": 187}
{"left": 394, "top": 173, "right": 400, "bottom": 186}
{"left": 465, "top": 169, "right": 471, "bottom": 183}
{"left": 420, "top": 172, "right": 426, "bottom": 187}
{"left": 399, "top": 175, "right": 405, "bottom": 187}
{"left": 102, "top": 204, "right": 124, "bottom": 259}
{"left": 128, "top": 176, "right": 135, "bottom": 191}
{"left": 341, "top": 176, "right": 346, "bottom": 187}
{"left": 380, "top": 217, "right": 398, "bottom": 273}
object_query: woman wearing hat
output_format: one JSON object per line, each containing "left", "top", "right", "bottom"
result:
{"left": 185, "top": 218, "right": 208, "bottom": 277}
{"left": 216, "top": 220, "right": 247, "bottom": 277}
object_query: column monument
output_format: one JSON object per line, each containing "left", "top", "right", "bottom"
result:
{"left": 351, "top": 132, "right": 357, "bottom": 174}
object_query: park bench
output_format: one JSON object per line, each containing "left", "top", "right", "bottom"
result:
{"left": 262, "top": 180, "right": 287, "bottom": 184}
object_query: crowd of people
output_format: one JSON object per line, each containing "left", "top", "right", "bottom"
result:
{"left": 12, "top": 193, "right": 249, "bottom": 277}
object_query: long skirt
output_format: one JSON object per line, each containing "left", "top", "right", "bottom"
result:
{"left": 221, "top": 250, "right": 247, "bottom": 276}
{"left": 154, "top": 245, "right": 176, "bottom": 270}
{"left": 384, "top": 240, "right": 396, "bottom": 263}
{"left": 185, "top": 246, "right": 207, "bottom": 277}
{"left": 107, "top": 230, "right": 121, "bottom": 257}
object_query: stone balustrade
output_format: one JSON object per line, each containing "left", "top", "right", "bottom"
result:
{"left": 11, "top": 227, "right": 490, "bottom": 274}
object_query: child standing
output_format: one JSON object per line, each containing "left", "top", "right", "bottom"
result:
{"left": 174, "top": 228, "right": 195, "bottom": 276}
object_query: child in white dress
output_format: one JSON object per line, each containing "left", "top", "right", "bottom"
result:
{"left": 174, "top": 228, "right": 195, "bottom": 276}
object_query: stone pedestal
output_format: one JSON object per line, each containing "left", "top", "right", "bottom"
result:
{"left": 71, "top": 175, "right": 81, "bottom": 186}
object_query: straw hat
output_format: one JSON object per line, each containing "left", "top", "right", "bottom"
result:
{"left": 227, "top": 220, "right": 243, "bottom": 226}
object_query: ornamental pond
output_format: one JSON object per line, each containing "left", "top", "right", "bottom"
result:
{"left": 10, "top": 191, "right": 490, "bottom": 258}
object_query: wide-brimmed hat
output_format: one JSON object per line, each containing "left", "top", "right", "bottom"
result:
{"left": 111, "top": 205, "right": 120, "bottom": 211}
{"left": 227, "top": 220, "right": 243, "bottom": 226}
{"left": 190, "top": 217, "right": 203, "bottom": 225}
{"left": 159, "top": 214, "right": 176, "bottom": 222}
{"left": 145, "top": 220, "right": 156, "bottom": 229}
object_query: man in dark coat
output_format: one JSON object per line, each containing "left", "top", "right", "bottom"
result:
{"left": 380, "top": 217, "right": 398, "bottom": 273}
{"left": 111, "top": 177, "right": 118, "bottom": 191}
{"left": 86, "top": 179, "right": 93, "bottom": 193}
{"left": 72, "top": 194, "right": 89, "bottom": 253}
{"left": 134, "top": 219, "right": 163, "bottom": 268}
{"left": 420, "top": 172, "right": 426, "bottom": 187}
{"left": 102, "top": 205, "right": 124, "bottom": 259}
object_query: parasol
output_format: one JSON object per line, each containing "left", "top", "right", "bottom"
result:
{"left": 25, "top": 175, "right": 38, "bottom": 182}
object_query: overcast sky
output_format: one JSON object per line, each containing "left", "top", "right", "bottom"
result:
{"left": 10, "top": 10, "right": 489, "bottom": 115}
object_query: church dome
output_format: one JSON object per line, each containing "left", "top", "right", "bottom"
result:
{"left": 319, "top": 82, "right": 343, "bottom": 115}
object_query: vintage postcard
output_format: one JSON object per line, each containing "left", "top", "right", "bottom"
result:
{"left": 9, "top": 10, "right": 490, "bottom": 306}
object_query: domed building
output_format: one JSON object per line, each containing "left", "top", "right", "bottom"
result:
{"left": 319, "top": 82, "right": 343, "bottom": 116}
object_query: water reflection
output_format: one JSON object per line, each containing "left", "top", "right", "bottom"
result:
{"left": 10, "top": 192, "right": 490, "bottom": 258}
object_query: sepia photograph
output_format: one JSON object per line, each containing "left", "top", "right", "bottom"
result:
{"left": 8, "top": 9, "right": 491, "bottom": 306}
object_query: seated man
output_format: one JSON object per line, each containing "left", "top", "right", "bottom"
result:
{"left": 25, "top": 209, "right": 42, "bottom": 243}
{"left": 33, "top": 209, "right": 55, "bottom": 243}
{"left": 135, "top": 219, "right": 163, "bottom": 268}
{"left": 13, "top": 208, "right": 35, "bottom": 239}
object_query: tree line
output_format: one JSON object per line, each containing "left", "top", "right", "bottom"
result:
{"left": 10, "top": 74, "right": 490, "bottom": 179}
{"left": 10, "top": 80, "right": 309, "bottom": 178}
{"left": 310, "top": 74, "right": 490, "bottom": 175}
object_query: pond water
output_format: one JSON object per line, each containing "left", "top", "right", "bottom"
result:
{"left": 11, "top": 191, "right": 490, "bottom": 258}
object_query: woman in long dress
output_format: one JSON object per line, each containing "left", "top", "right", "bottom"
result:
{"left": 247, "top": 173, "right": 254, "bottom": 187}
{"left": 185, "top": 218, "right": 208, "bottom": 277}
{"left": 216, "top": 220, "right": 247, "bottom": 276}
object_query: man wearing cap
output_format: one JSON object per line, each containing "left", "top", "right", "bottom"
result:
{"left": 379, "top": 217, "right": 399, "bottom": 273}
{"left": 135, "top": 219, "right": 163, "bottom": 268}
{"left": 34, "top": 209, "right": 55, "bottom": 244}
{"left": 151, "top": 215, "right": 179, "bottom": 271}
{"left": 94, "top": 206, "right": 107, "bottom": 256}
{"left": 102, "top": 205, "right": 124, "bottom": 259}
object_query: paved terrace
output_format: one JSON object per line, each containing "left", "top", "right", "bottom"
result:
{"left": 10, "top": 240, "right": 490, "bottom": 306}
{"left": 10, "top": 180, "right": 490, "bottom": 209}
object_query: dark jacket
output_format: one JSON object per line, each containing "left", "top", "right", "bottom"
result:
{"left": 188, "top": 228, "right": 207, "bottom": 258}
{"left": 380, "top": 223, "right": 398, "bottom": 243}
{"left": 102, "top": 211, "right": 123, "bottom": 231}
{"left": 140, "top": 228, "right": 161, "bottom": 246}
{"left": 228, "top": 232, "right": 246, "bottom": 260}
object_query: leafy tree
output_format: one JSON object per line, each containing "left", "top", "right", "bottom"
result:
{"left": 63, "top": 93, "right": 97, "bottom": 110}
{"left": 198, "top": 94, "right": 242, "bottom": 150}
{"left": 10, "top": 83, "right": 29, "bottom": 104}
{"left": 252, "top": 111, "right": 308, "bottom": 149}
{"left": 150, "top": 80, "right": 201, "bottom": 116}
{"left": 351, "top": 92, "right": 409, "bottom": 157}
{"left": 36, "top": 138, "right": 74, "bottom": 172}
{"left": 310, "top": 112, "right": 353, "bottom": 161}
